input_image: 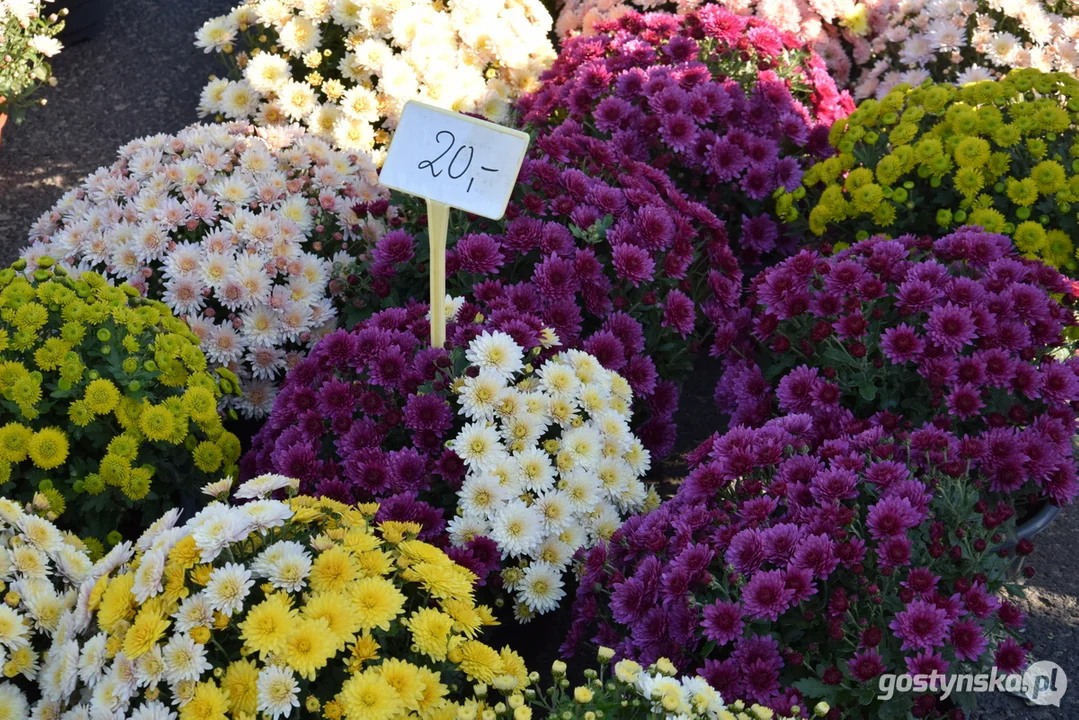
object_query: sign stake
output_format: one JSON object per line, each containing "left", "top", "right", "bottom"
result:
{"left": 378, "top": 100, "right": 530, "bottom": 350}
{"left": 426, "top": 198, "right": 450, "bottom": 348}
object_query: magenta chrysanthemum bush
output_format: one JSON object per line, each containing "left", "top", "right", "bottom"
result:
{"left": 517, "top": 7, "right": 854, "bottom": 266}
{"left": 713, "top": 228, "right": 1079, "bottom": 505}
{"left": 563, "top": 416, "right": 1032, "bottom": 720}
{"left": 334, "top": 119, "right": 740, "bottom": 457}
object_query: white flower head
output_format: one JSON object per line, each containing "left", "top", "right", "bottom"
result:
{"left": 466, "top": 331, "right": 525, "bottom": 380}
{"left": 517, "top": 561, "right": 565, "bottom": 614}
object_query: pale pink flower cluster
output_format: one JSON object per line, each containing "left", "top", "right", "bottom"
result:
{"left": 23, "top": 122, "right": 390, "bottom": 419}
{"left": 554, "top": 0, "right": 896, "bottom": 87}
{"left": 854, "top": 0, "right": 1079, "bottom": 98}
{"left": 195, "top": 0, "right": 556, "bottom": 163}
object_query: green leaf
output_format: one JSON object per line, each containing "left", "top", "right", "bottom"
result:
{"left": 859, "top": 381, "right": 877, "bottom": 402}
{"left": 791, "top": 678, "right": 840, "bottom": 704}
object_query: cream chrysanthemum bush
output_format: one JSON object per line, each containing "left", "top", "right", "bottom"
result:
{"left": 35, "top": 475, "right": 533, "bottom": 720}
{"left": 22, "top": 122, "right": 390, "bottom": 418}
{"left": 447, "top": 333, "right": 654, "bottom": 620}
{"left": 854, "top": 0, "right": 1079, "bottom": 99}
{"left": 195, "top": 0, "right": 556, "bottom": 161}
{"left": 0, "top": 497, "right": 94, "bottom": 715}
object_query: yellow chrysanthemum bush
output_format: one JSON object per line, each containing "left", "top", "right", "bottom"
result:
{"left": 0, "top": 258, "right": 240, "bottom": 543}
{"left": 780, "top": 69, "right": 1079, "bottom": 276}
{"left": 37, "top": 475, "right": 532, "bottom": 720}
{"left": 0, "top": 497, "right": 94, "bottom": 714}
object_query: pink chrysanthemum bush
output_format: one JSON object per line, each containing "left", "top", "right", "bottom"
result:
{"left": 518, "top": 7, "right": 854, "bottom": 266}
{"left": 21, "top": 122, "right": 388, "bottom": 418}
{"left": 714, "top": 228, "right": 1079, "bottom": 506}
{"left": 553, "top": 0, "right": 893, "bottom": 91}
{"left": 563, "top": 415, "right": 1034, "bottom": 720}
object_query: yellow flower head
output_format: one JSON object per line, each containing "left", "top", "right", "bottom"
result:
{"left": 239, "top": 593, "right": 296, "bottom": 658}
{"left": 285, "top": 617, "right": 338, "bottom": 680}
{"left": 339, "top": 671, "right": 401, "bottom": 720}
{"left": 222, "top": 659, "right": 259, "bottom": 715}
{"left": 349, "top": 576, "right": 406, "bottom": 631}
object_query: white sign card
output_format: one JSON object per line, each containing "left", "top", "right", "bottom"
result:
{"left": 379, "top": 101, "right": 531, "bottom": 221}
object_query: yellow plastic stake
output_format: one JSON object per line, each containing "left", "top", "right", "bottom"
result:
{"left": 426, "top": 198, "right": 450, "bottom": 348}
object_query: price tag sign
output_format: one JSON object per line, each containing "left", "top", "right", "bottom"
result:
{"left": 380, "top": 101, "right": 530, "bottom": 221}
{"left": 378, "top": 101, "right": 531, "bottom": 348}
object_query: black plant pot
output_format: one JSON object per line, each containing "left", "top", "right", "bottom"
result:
{"left": 57, "top": 0, "right": 114, "bottom": 45}
{"left": 998, "top": 500, "right": 1061, "bottom": 579}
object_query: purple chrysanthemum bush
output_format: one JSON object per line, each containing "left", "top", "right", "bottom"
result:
{"left": 243, "top": 298, "right": 656, "bottom": 613}
{"left": 714, "top": 227, "right": 1079, "bottom": 507}
{"left": 563, "top": 415, "right": 1033, "bottom": 720}
{"left": 330, "top": 5, "right": 862, "bottom": 458}
{"left": 517, "top": 6, "right": 855, "bottom": 266}
{"left": 333, "top": 124, "right": 734, "bottom": 457}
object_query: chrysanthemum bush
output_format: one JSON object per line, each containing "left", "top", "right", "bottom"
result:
{"left": 536, "top": 648, "right": 822, "bottom": 720}
{"left": 0, "top": 0, "right": 63, "bottom": 126}
{"left": 334, "top": 113, "right": 739, "bottom": 456}
{"left": 854, "top": 0, "right": 1079, "bottom": 100}
{"left": 563, "top": 416, "right": 1033, "bottom": 720}
{"left": 552, "top": 0, "right": 889, "bottom": 91}
{"left": 714, "top": 228, "right": 1079, "bottom": 506}
{"left": 37, "top": 476, "right": 534, "bottom": 719}
{"left": 245, "top": 303, "right": 653, "bottom": 608}
{"left": 780, "top": 69, "right": 1079, "bottom": 276}
{"left": 244, "top": 301, "right": 550, "bottom": 582}
{"left": 21, "top": 121, "right": 387, "bottom": 418}
{"left": 0, "top": 259, "right": 241, "bottom": 543}
{"left": 518, "top": 7, "right": 854, "bottom": 266}
{"left": 0, "top": 497, "right": 94, "bottom": 714}
{"left": 447, "top": 338, "right": 653, "bottom": 619}
{"left": 194, "top": 0, "right": 555, "bottom": 159}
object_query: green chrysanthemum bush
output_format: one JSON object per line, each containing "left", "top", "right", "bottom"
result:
{"left": 0, "top": 258, "right": 241, "bottom": 544}
{"left": 780, "top": 69, "right": 1079, "bottom": 276}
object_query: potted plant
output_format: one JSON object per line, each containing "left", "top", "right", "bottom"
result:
{"left": 0, "top": 0, "right": 64, "bottom": 146}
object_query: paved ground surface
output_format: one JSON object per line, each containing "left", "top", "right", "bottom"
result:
{"left": 0, "top": 0, "right": 234, "bottom": 253}
{"left": 0, "top": 3, "right": 1076, "bottom": 718}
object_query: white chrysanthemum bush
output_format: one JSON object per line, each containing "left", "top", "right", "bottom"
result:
{"left": 35, "top": 474, "right": 535, "bottom": 720}
{"left": 448, "top": 332, "right": 655, "bottom": 620}
{"left": 855, "top": 0, "right": 1079, "bottom": 99}
{"left": 0, "top": 497, "right": 94, "bottom": 714}
{"left": 21, "top": 122, "right": 389, "bottom": 418}
{"left": 194, "top": 0, "right": 556, "bottom": 160}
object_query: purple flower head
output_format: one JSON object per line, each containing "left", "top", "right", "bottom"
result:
{"left": 741, "top": 570, "right": 796, "bottom": 621}
{"left": 889, "top": 600, "right": 953, "bottom": 651}
{"left": 701, "top": 601, "right": 744, "bottom": 646}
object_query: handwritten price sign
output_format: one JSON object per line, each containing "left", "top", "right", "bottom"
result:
{"left": 378, "top": 102, "right": 531, "bottom": 347}
{"left": 380, "top": 101, "right": 530, "bottom": 220}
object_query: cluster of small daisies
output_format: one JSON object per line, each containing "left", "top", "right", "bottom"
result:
{"left": 195, "top": 0, "right": 556, "bottom": 161}
{"left": 447, "top": 331, "right": 653, "bottom": 619}
{"left": 0, "top": 496, "right": 94, "bottom": 717}
{"left": 21, "top": 122, "right": 388, "bottom": 418}
{"left": 34, "top": 474, "right": 532, "bottom": 720}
